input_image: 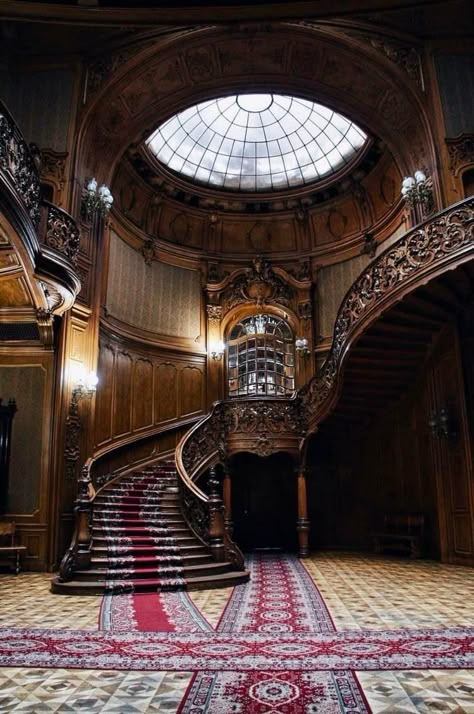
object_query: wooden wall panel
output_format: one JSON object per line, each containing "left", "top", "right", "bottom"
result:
{"left": 180, "top": 366, "right": 204, "bottom": 417}
{"left": 132, "top": 358, "right": 154, "bottom": 431}
{"left": 95, "top": 345, "right": 115, "bottom": 446}
{"left": 95, "top": 331, "right": 206, "bottom": 451}
{"left": 155, "top": 363, "right": 178, "bottom": 424}
{"left": 113, "top": 352, "right": 133, "bottom": 438}
{"left": 308, "top": 323, "right": 473, "bottom": 561}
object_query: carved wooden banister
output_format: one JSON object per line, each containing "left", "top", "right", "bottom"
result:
{"left": 301, "top": 197, "right": 474, "bottom": 432}
{"left": 0, "top": 100, "right": 41, "bottom": 226}
{"left": 176, "top": 397, "right": 305, "bottom": 569}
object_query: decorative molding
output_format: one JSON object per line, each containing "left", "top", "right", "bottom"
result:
{"left": 64, "top": 391, "right": 81, "bottom": 481}
{"left": 43, "top": 202, "right": 81, "bottom": 265}
{"left": 446, "top": 134, "right": 474, "bottom": 176}
{"left": 222, "top": 256, "right": 293, "bottom": 313}
{"left": 298, "top": 302, "right": 312, "bottom": 320}
{"left": 301, "top": 198, "right": 474, "bottom": 428}
{"left": 39, "top": 148, "right": 68, "bottom": 191}
{"left": 360, "top": 231, "right": 378, "bottom": 258}
{"left": 141, "top": 238, "right": 156, "bottom": 265}
{"left": 206, "top": 304, "right": 223, "bottom": 322}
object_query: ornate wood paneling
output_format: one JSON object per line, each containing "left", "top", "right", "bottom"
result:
{"left": 132, "top": 358, "right": 154, "bottom": 431}
{"left": 95, "top": 331, "right": 206, "bottom": 450}
{"left": 0, "top": 355, "right": 54, "bottom": 571}
{"left": 155, "top": 363, "right": 178, "bottom": 424}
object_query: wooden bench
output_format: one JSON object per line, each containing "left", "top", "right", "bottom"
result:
{"left": 0, "top": 522, "right": 27, "bottom": 575}
{"left": 373, "top": 514, "right": 425, "bottom": 559}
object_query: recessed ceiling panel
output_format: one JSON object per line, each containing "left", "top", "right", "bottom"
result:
{"left": 147, "top": 93, "right": 368, "bottom": 192}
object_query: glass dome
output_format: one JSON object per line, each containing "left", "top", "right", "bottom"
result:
{"left": 147, "top": 93, "right": 368, "bottom": 192}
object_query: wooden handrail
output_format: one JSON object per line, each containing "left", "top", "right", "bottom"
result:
{"left": 301, "top": 197, "right": 474, "bottom": 432}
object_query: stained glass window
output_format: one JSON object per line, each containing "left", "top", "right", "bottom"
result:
{"left": 147, "top": 94, "right": 368, "bottom": 192}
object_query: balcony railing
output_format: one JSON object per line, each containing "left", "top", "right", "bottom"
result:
{"left": 39, "top": 201, "right": 80, "bottom": 266}
{"left": 0, "top": 101, "right": 41, "bottom": 227}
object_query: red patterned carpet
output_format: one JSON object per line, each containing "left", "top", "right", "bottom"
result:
{"left": 1, "top": 554, "right": 472, "bottom": 712}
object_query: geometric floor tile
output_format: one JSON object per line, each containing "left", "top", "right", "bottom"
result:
{"left": 357, "top": 670, "right": 474, "bottom": 713}
{"left": 1, "top": 552, "right": 473, "bottom": 712}
{"left": 0, "top": 668, "right": 192, "bottom": 713}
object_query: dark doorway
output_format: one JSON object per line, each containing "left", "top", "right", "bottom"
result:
{"left": 231, "top": 452, "right": 298, "bottom": 552}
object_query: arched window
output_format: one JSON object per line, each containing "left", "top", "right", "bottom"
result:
{"left": 227, "top": 314, "right": 295, "bottom": 397}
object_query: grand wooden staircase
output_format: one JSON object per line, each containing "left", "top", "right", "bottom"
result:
{"left": 52, "top": 462, "right": 249, "bottom": 593}
{"left": 55, "top": 198, "right": 474, "bottom": 593}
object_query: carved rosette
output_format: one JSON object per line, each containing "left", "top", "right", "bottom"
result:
{"left": 44, "top": 204, "right": 81, "bottom": 265}
{"left": 446, "top": 135, "right": 474, "bottom": 175}
{"left": 302, "top": 199, "right": 474, "bottom": 423}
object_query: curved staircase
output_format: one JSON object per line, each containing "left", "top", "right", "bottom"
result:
{"left": 52, "top": 462, "right": 249, "bottom": 594}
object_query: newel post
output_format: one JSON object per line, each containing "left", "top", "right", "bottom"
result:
{"left": 296, "top": 465, "right": 310, "bottom": 558}
{"left": 75, "top": 465, "right": 93, "bottom": 569}
{"left": 207, "top": 465, "right": 226, "bottom": 562}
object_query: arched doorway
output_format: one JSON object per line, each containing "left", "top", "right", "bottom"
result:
{"left": 231, "top": 452, "right": 298, "bottom": 552}
{"left": 227, "top": 313, "right": 295, "bottom": 397}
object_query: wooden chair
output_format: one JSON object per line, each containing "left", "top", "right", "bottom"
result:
{"left": 0, "top": 522, "right": 27, "bottom": 575}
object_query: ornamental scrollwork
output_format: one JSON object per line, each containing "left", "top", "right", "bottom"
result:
{"left": 446, "top": 134, "right": 474, "bottom": 175}
{"left": 44, "top": 203, "right": 81, "bottom": 265}
{"left": 222, "top": 256, "right": 293, "bottom": 313}
{"left": 302, "top": 199, "right": 474, "bottom": 422}
{"left": 0, "top": 103, "right": 41, "bottom": 226}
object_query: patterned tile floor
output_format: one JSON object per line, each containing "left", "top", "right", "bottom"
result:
{"left": 0, "top": 553, "right": 473, "bottom": 713}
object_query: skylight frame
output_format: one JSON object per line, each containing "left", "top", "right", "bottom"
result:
{"left": 146, "top": 93, "right": 369, "bottom": 193}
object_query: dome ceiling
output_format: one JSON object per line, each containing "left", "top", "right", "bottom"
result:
{"left": 147, "top": 93, "right": 368, "bottom": 193}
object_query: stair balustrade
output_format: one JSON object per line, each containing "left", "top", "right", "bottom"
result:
{"left": 301, "top": 197, "right": 474, "bottom": 432}
{"left": 58, "top": 198, "right": 474, "bottom": 585}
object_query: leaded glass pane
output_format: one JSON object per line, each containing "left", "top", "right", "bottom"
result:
{"left": 148, "top": 93, "right": 367, "bottom": 192}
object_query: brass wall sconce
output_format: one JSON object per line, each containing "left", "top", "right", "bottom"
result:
{"left": 82, "top": 178, "right": 114, "bottom": 219}
{"left": 210, "top": 340, "right": 225, "bottom": 361}
{"left": 428, "top": 408, "right": 457, "bottom": 442}
{"left": 295, "top": 337, "right": 310, "bottom": 357}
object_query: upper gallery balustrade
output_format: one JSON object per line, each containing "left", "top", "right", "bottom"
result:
{"left": 0, "top": 100, "right": 80, "bottom": 268}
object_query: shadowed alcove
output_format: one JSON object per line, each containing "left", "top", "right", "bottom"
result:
{"left": 230, "top": 451, "right": 298, "bottom": 552}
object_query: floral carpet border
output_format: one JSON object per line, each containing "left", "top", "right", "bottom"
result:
{"left": 0, "top": 626, "right": 472, "bottom": 672}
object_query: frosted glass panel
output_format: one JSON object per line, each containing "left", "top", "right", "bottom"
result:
{"left": 148, "top": 93, "right": 367, "bottom": 192}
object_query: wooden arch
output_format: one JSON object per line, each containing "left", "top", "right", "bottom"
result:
{"left": 74, "top": 22, "right": 439, "bottom": 206}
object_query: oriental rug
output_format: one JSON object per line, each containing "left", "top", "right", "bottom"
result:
{"left": 0, "top": 626, "right": 471, "bottom": 671}
{"left": 100, "top": 591, "right": 213, "bottom": 633}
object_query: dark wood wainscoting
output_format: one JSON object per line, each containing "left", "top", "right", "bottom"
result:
{"left": 94, "top": 332, "right": 206, "bottom": 451}
{"left": 308, "top": 318, "right": 474, "bottom": 565}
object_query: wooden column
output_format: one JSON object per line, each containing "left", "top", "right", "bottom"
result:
{"left": 223, "top": 467, "right": 234, "bottom": 537}
{"left": 296, "top": 466, "right": 310, "bottom": 558}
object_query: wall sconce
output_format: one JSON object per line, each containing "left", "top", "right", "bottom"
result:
{"left": 401, "top": 171, "right": 433, "bottom": 213}
{"left": 428, "top": 408, "right": 457, "bottom": 442}
{"left": 295, "top": 337, "right": 310, "bottom": 357}
{"left": 70, "top": 364, "right": 99, "bottom": 401}
{"left": 210, "top": 340, "right": 225, "bottom": 361}
{"left": 82, "top": 178, "right": 114, "bottom": 219}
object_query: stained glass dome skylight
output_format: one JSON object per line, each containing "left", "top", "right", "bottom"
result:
{"left": 147, "top": 93, "right": 368, "bottom": 192}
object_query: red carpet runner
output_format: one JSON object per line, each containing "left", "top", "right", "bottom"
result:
{"left": 178, "top": 553, "right": 369, "bottom": 713}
